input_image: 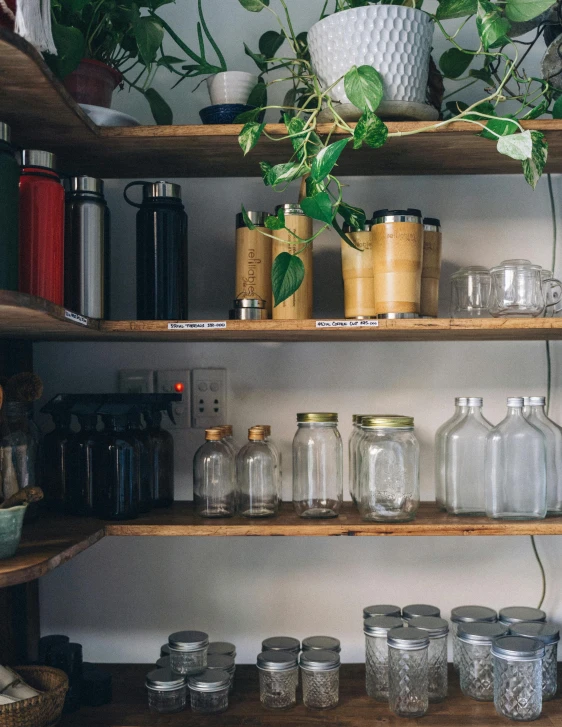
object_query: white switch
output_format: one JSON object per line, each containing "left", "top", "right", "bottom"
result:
{"left": 191, "top": 368, "right": 227, "bottom": 429}
{"left": 155, "top": 370, "right": 191, "bottom": 429}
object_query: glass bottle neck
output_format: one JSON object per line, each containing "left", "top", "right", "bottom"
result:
{"left": 506, "top": 406, "right": 524, "bottom": 417}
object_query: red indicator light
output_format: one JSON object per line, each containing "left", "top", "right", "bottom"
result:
{"left": 174, "top": 382, "right": 184, "bottom": 393}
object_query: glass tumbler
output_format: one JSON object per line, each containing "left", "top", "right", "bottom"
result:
{"left": 451, "top": 605, "right": 497, "bottom": 670}
{"left": 510, "top": 622, "right": 559, "bottom": 701}
{"left": 387, "top": 626, "right": 430, "bottom": 718}
{"left": 492, "top": 636, "right": 545, "bottom": 721}
{"left": 411, "top": 617, "right": 449, "bottom": 702}
{"left": 257, "top": 650, "right": 298, "bottom": 709}
{"left": 489, "top": 259, "right": 560, "bottom": 317}
{"left": 364, "top": 615, "right": 404, "bottom": 701}
{"left": 450, "top": 266, "right": 491, "bottom": 318}
{"left": 458, "top": 622, "right": 508, "bottom": 701}
{"left": 300, "top": 650, "right": 340, "bottom": 709}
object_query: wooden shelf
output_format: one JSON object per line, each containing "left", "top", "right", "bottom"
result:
{"left": 60, "top": 664, "right": 562, "bottom": 726}
{"left": 5, "top": 502, "right": 562, "bottom": 589}
{"left": 4, "top": 27, "right": 562, "bottom": 178}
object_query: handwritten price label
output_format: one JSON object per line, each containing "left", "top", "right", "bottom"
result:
{"left": 315, "top": 320, "right": 379, "bottom": 329}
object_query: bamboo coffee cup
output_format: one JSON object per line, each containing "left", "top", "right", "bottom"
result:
{"left": 371, "top": 208, "right": 424, "bottom": 318}
{"left": 420, "top": 217, "right": 442, "bottom": 318}
{"left": 341, "top": 222, "right": 376, "bottom": 318}
{"left": 272, "top": 204, "right": 313, "bottom": 320}
{"left": 235, "top": 211, "right": 273, "bottom": 316}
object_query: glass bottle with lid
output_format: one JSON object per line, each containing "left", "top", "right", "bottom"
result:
{"left": 206, "top": 654, "right": 236, "bottom": 692}
{"left": 236, "top": 426, "right": 277, "bottom": 517}
{"left": 451, "top": 605, "right": 497, "bottom": 670}
{"left": 358, "top": 415, "right": 419, "bottom": 521}
{"left": 435, "top": 398, "right": 469, "bottom": 510}
{"left": 193, "top": 429, "right": 236, "bottom": 517}
{"left": 458, "top": 622, "right": 508, "bottom": 701}
{"left": 293, "top": 413, "right": 343, "bottom": 518}
{"left": 492, "top": 636, "right": 545, "bottom": 721}
{"left": 387, "top": 626, "right": 429, "bottom": 718}
{"left": 523, "top": 396, "right": 562, "bottom": 514}
{"left": 445, "top": 398, "right": 492, "bottom": 515}
{"left": 403, "top": 604, "right": 441, "bottom": 622}
{"left": 410, "top": 617, "right": 449, "bottom": 702}
{"left": 168, "top": 630, "right": 209, "bottom": 675}
{"left": 364, "top": 615, "right": 404, "bottom": 700}
{"left": 302, "top": 636, "right": 340, "bottom": 653}
{"left": 299, "top": 649, "right": 340, "bottom": 709}
{"left": 486, "top": 398, "right": 547, "bottom": 520}
{"left": 216, "top": 425, "right": 240, "bottom": 456}
{"left": 254, "top": 425, "right": 281, "bottom": 503}
{"left": 363, "top": 604, "right": 401, "bottom": 620}
{"left": 509, "top": 622, "right": 559, "bottom": 701}
{"left": 146, "top": 668, "right": 187, "bottom": 714}
{"left": 257, "top": 651, "right": 298, "bottom": 709}
{"left": 499, "top": 607, "right": 547, "bottom": 626}
{"left": 188, "top": 669, "right": 230, "bottom": 714}
{"left": 261, "top": 636, "right": 300, "bottom": 655}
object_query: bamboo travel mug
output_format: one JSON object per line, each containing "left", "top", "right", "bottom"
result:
{"left": 420, "top": 217, "right": 442, "bottom": 318}
{"left": 235, "top": 211, "right": 273, "bottom": 316}
{"left": 272, "top": 204, "right": 313, "bottom": 320}
{"left": 371, "top": 209, "right": 424, "bottom": 318}
{"left": 341, "top": 222, "right": 376, "bottom": 318}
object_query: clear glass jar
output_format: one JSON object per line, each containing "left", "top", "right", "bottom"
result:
{"left": 208, "top": 642, "right": 236, "bottom": 658}
{"left": 236, "top": 427, "right": 277, "bottom": 517}
{"left": 293, "top": 413, "right": 342, "bottom": 518}
{"left": 541, "top": 269, "right": 562, "bottom": 317}
{"left": 499, "top": 607, "right": 547, "bottom": 627}
{"left": 168, "top": 630, "right": 209, "bottom": 675}
{"left": 206, "top": 654, "right": 236, "bottom": 693}
{"left": 451, "top": 605, "right": 498, "bottom": 670}
{"left": 302, "top": 636, "right": 341, "bottom": 653}
{"left": 261, "top": 636, "right": 300, "bottom": 655}
{"left": 387, "top": 626, "right": 429, "bottom": 718}
{"left": 402, "top": 604, "right": 441, "bottom": 622}
{"left": 193, "top": 429, "right": 236, "bottom": 517}
{"left": 257, "top": 650, "right": 298, "bottom": 709}
{"left": 492, "top": 636, "right": 545, "bottom": 721}
{"left": 363, "top": 604, "right": 401, "bottom": 620}
{"left": 486, "top": 398, "right": 547, "bottom": 520}
{"left": 300, "top": 650, "right": 340, "bottom": 709}
{"left": 450, "top": 266, "right": 491, "bottom": 318}
{"left": 510, "top": 622, "right": 559, "bottom": 701}
{"left": 364, "top": 615, "right": 404, "bottom": 701}
{"left": 1, "top": 401, "right": 39, "bottom": 501}
{"left": 411, "top": 617, "right": 449, "bottom": 703}
{"left": 358, "top": 416, "right": 419, "bottom": 521}
{"left": 146, "top": 668, "right": 187, "bottom": 714}
{"left": 435, "top": 398, "right": 468, "bottom": 510}
{"left": 458, "top": 622, "right": 509, "bottom": 701}
{"left": 445, "top": 398, "right": 492, "bottom": 515}
{"left": 489, "top": 260, "right": 556, "bottom": 318}
{"left": 523, "top": 397, "right": 562, "bottom": 514}
{"left": 188, "top": 669, "right": 230, "bottom": 714}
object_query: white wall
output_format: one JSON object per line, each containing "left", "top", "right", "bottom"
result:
{"left": 35, "top": 1, "right": 562, "bottom": 665}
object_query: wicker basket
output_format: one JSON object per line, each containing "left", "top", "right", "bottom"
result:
{"left": 0, "top": 666, "right": 68, "bottom": 727}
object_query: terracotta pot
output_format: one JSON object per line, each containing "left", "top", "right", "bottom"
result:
{"left": 0, "top": 0, "right": 16, "bottom": 30}
{"left": 63, "top": 59, "right": 122, "bottom": 108}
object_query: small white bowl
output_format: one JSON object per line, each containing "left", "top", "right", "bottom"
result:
{"left": 207, "top": 72, "right": 258, "bottom": 105}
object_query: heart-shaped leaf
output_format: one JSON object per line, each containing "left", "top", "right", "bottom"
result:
{"left": 439, "top": 48, "right": 474, "bottom": 78}
{"left": 353, "top": 111, "right": 388, "bottom": 149}
{"left": 144, "top": 88, "right": 173, "bottom": 125}
{"left": 338, "top": 203, "right": 367, "bottom": 231}
{"left": 497, "top": 129, "right": 533, "bottom": 160}
{"left": 344, "top": 65, "right": 384, "bottom": 113}
{"left": 135, "top": 17, "right": 164, "bottom": 66}
{"left": 311, "top": 138, "right": 349, "bottom": 182}
{"left": 259, "top": 30, "right": 284, "bottom": 58}
{"left": 300, "top": 192, "right": 334, "bottom": 224}
{"left": 522, "top": 131, "right": 548, "bottom": 188}
{"left": 272, "top": 252, "right": 305, "bottom": 306}
{"left": 479, "top": 116, "right": 519, "bottom": 140}
{"left": 436, "top": 0, "right": 477, "bottom": 19}
{"left": 476, "top": 0, "right": 510, "bottom": 50}
{"left": 237, "top": 0, "right": 269, "bottom": 10}
{"left": 505, "top": 0, "right": 553, "bottom": 22}
{"left": 239, "top": 121, "right": 266, "bottom": 155}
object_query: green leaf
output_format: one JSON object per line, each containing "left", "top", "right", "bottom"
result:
{"left": 522, "top": 131, "right": 548, "bottom": 188}
{"left": 285, "top": 115, "right": 322, "bottom": 161}
{"left": 468, "top": 67, "right": 494, "bottom": 83}
{"left": 523, "top": 98, "right": 549, "bottom": 119}
{"left": 436, "top": 0, "right": 477, "bottom": 19}
{"left": 158, "top": 55, "right": 184, "bottom": 66}
{"left": 497, "top": 129, "right": 533, "bottom": 160}
{"left": 265, "top": 213, "right": 285, "bottom": 230}
{"left": 300, "top": 192, "right": 334, "bottom": 224}
{"left": 259, "top": 161, "right": 273, "bottom": 186}
{"left": 311, "top": 138, "right": 349, "bottom": 182}
{"left": 353, "top": 111, "right": 388, "bottom": 149}
{"left": 439, "top": 48, "right": 474, "bottom": 78}
{"left": 243, "top": 43, "right": 268, "bottom": 73}
{"left": 272, "top": 253, "right": 305, "bottom": 306}
{"left": 338, "top": 202, "right": 366, "bottom": 231}
{"left": 237, "top": 0, "right": 269, "bottom": 10}
{"left": 241, "top": 205, "right": 256, "bottom": 230}
{"left": 67, "top": 0, "right": 90, "bottom": 13}
{"left": 259, "top": 30, "right": 284, "bottom": 58}
{"left": 464, "top": 100, "right": 496, "bottom": 120}
{"left": 144, "top": 88, "right": 173, "bottom": 125}
{"left": 480, "top": 115, "right": 519, "bottom": 140}
{"left": 235, "top": 108, "right": 262, "bottom": 123}
{"left": 49, "top": 23, "right": 85, "bottom": 78}
{"left": 266, "top": 162, "right": 303, "bottom": 187}
{"left": 505, "top": 0, "right": 553, "bottom": 21}
{"left": 247, "top": 81, "right": 267, "bottom": 108}
{"left": 344, "top": 65, "right": 384, "bottom": 113}
{"left": 553, "top": 96, "right": 562, "bottom": 118}
{"left": 135, "top": 17, "right": 164, "bottom": 66}
{"left": 239, "top": 121, "right": 266, "bottom": 155}
{"left": 476, "top": 0, "right": 510, "bottom": 50}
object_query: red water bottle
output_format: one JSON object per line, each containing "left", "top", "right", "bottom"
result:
{"left": 19, "top": 150, "right": 65, "bottom": 305}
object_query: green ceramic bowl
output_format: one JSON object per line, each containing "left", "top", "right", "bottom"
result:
{"left": 0, "top": 504, "right": 27, "bottom": 559}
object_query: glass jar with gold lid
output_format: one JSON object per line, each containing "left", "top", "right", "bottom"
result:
{"left": 293, "top": 413, "right": 343, "bottom": 518}
{"left": 358, "top": 416, "right": 419, "bottom": 521}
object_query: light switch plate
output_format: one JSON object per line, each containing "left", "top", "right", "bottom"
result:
{"left": 191, "top": 368, "right": 227, "bottom": 429}
{"left": 118, "top": 369, "right": 154, "bottom": 394}
{"left": 155, "top": 369, "right": 191, "bottom": 429}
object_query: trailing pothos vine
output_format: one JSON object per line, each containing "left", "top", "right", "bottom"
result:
{"left": 235, "top": 0, "right": 559, "bottom": 306}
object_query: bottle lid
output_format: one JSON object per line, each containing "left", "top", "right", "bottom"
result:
{"left": 188, "top": 669, "right": 230, "bottom": 692}
{"left": 509, "top": 622, "right": 560, "bottom": 644}
{"left": 507, "top": 397, "right": 525, "bottom": 408}
{"left": 0, "top": 122, "right": 11, "bottom": 144}
{"left": 276, "top": 203, "right": 305, "bottom": 216}
{"left": 248, "top": 426, "right": 265, "bottom": 441}
{"left": 299, "top": 649, "right": 340, "bottom": 671}
{"left": 387, "top": 626, "right": 430, "bottom": 650}
{"left": 451, "top": 265, "right": 490, "bottom": 278}
{"left": 68, "top": 176, "right": 104, "bottom": 195}
{"left": 403, "top": 604, "right": 441, "bottom": 620}
{"left": 362, "top": 416, "right": 414, "bottom": 429}
{"left": 423, "top": 217, "right": 441, "bottom": 229}
{"left": 143, "top": 181, "right": 181, "bottom": 199}
{"left": 253, "top": 424, "right": 271, "bottom": 436}
{"left": 454, "top": 398, "right": 469, "bottom": 406}
{"left": 146, "top": 668, "right": 186, "bottom": 691}
{"left": 372, "top": 208, "right": 422, "bottom": 224}
{"left": 364, "top": 615, "right": 404, "bottom": 636}
{"left": 217, "top": 425, "right": 233, "bottom": 436}
{"left": 261, "top": 636, "right": 300, "bottom": 653}
{"left": 523, "top": 396, "right": 546, "bottom": 406}
{"left": 160, "top": 643, "right": 171, "bottom": 657}
{"left": 22, "top": 150, "right": 56, "bottom": 170}
{"left": 257, "top": 650, "right": 298, "bottom": 671}
{"left": 205, "top": 429, "right": 223, "bottom": 441}
{"left": 491, "top": 259, "right": 541, "bottom": 273}
{"left": 207, "top": 641, "right": 236, "bottom": 657}
{"left": 363, "top": 604, "right": 402, "bottom": 620}
{"left": 458, "top": 622, "right": 508, "bottom": 644}
{"left": 168, "top": 630, "right": 209, "bottom": 651}
{"left": 451, "top": 605, "right": 497, "bottom": 623}
{"left": 409, "top": 616, "right": 449, "bottom": 638}
{"left": 466, "top": 397, "right": 483, "bottom": 406}
{"left": 302, "top": 636, "right": 341, "bottom": 653}
{"left": 342, "top": 221, "right": 372, "bottom": 233}
{"left": 491, "top": 636, "right": 545, "bottom": 661}
{"left": 236, "top": 211, "right": 271, "bottom": 228}
{"left": 232, "top": 298, "right": 266, "bottom": 309}
{"left": 297, "top": 412, "right": 338, "bottom": 423}
{"left": 499, "top": 607, "right": 547, "bottom": 625}
{"left": 206, "top": 654, "right": 236, "bottom": 672}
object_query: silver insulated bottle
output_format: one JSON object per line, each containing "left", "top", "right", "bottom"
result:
{"left": 64, "top": 176, "right": 110, "bottom": 318}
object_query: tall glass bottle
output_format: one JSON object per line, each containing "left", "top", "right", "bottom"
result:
{"left": 40, "top": 409, "right": 73, "bottom": 511}
{"left": 446, "top": 398, "right": 492, "bottom": 515}
{"left": 144, "top": 406, "right": 174, "bottom": 507}
{"left": 65, "top": 410, "right": 101, "bottom": 516}
{"left": 127, "top": 409, "right": 152, "bottom": 513}
{"left": 254, "top": 425, "right": 281, "bottom": 503}
{"left": 193, "top": 429, "right": 236, "bottom": 517}
{"left": 236, "top": 427, "right": 277, "bottom": 517}
{"left": 523, "top": 396, "right": 562, "bottom": 515}
{"left": 434, "top": 398, "right": 468, "bottom": 510}
{"left": 485, "top": 397, "right": 546, "bottom": 520}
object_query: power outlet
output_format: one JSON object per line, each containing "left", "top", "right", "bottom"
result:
{"left": 155, "top": 370, "right": 191, "bottom": 429}
{"left": 191, "top": 368, "right": 227, "bottom": 429}
{"left": 118, "top": 369, "right": 154, "bottom": 394}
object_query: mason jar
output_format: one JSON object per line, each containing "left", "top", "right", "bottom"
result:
{"left": 387, "top": 626, "right": 430, "bottom": 718}
{"left": 451, "top": 605, "right": 497, "bottom": 670}
{"left": 261, "top": 636, "right": 300, "bottom": 655}
{"left": 146, "top": 668, "right": 187, "bottom": 714}
{"left": 364, "top": 615, "right": 404, "bottom": 701}
{"left": 206, "top": 654, "right": 236, "bottom": 693}
{"left": 458, "top": 622, "right": 508, "bottom": 701}
{"left": 411, "top": 617, "right": 449, "bottom": 703}
{"left": 363, "top": 604, "right": 401, "bottom": 620}
{"left": 358, "top": 416, "right": 419, "bottom": 521}
{"left": 499, "top": 607, "right": 546, "bottom": 627}
{"left": 188, "top": 669, "right": 230, "bottom": 714}
{"left": 492, "top": 636, "right": 545, "bottom": 721}
{"left": 257, "top": 650, "right": 298, "bottom": 709}
{"left": 510, "top": 622, "right": 560, "bottom": 701}
{"left": 300, "top": 649, "right": 340, "bottom": 709}
{"left": 302, "top": 636, "right": 341, "bottom": 653}
{"left": 402, "top": 604, "right": 441, "bottom": 622}
{"left": 293, "top": 413, "right": 343, "bottom": 518}
{"left": 208, "top": 641, "right": 236, "bottom": 659}
{"left": 168, "top": 630, "right": 209, "bottom": 675}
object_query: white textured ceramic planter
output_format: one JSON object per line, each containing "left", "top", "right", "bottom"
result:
{"left": 206, "top": 71, "right": 258, "bottom": 105}
{"left": 308, "top": 6, "right": 433, "bottom": 107}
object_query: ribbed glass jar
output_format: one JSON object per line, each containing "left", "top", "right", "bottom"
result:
{"left": 458, "top": 622, "right": 509, "bottom": 701}
{"left": 510, "top": 622, "right": 560, "bottom": 701}
{"left": 411, "top": 617, "right": 449, "bottom": 703}
{"left": 300, "top": 650, "right": 340, "bottom": 709}
{"left": 492, "top": 636, "right": 544, "bottom": 721}
{"left": 364, "top": 615, "right": 404, "bottom": 701}
{"left": 146, "top": 668, "right": 187, "bottom": 714}
{"left": 168, "top": 630, "right": 209, "bottom": 676}
{"left": 257, "top": 650, "right": 298, "bottom": 710}
{"left": 188, "top": 670, "right": 230, "bottom": 714}
{"left": 206, "top": 654, "right": 236, "bottom": 693}
{"left": 387, "top": 627, "right": 429, "bottom": 718}
{"left": 451, "top": 605, "right": 498, "bottom": 670}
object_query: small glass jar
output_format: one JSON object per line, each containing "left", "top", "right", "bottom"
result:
{"left": 208, "top": 641, "right": 236, "bottom": 659}
{"left": 188, "top": 669, "right": 230, "bottom": 714}
{"left": 363, "top": 604, "right": 401, "bottom": 620}
{"left": 450, "top": 265, "right": 491, "bottom": 318}
{"left": 358, "top": 416, "right": 419, "bottom": 521}
{"left": 261, "top": 636, "right": 300, "bottom": 655}
{"left": 451, "top": 605, "right": 497, "bottom": 670}
{"left": 146, "top": 668, "right": 187, "bottom": 714}
{"left": 499, "top": 607, "right": 547, "bottom": 627}
{"left": 364, "top": 615, "right": 404, "bottom": 701}
{"left": 411, "top": 617, "right": 449, "bottom": 703}
{"left": 492, "top": 636, "right": 545, "bottom": 721}
{"left": 302, "top": 636, "right": 341, "bottom": 654}
{"left": 458, "top": 622, "right": 509, "bottom": 701}
{"left": 168, "top": 630, "right": 209, "bottom": 675}
{"left": 206, "top": 654, "right": 236, "bottom": 693}
{"left": 293, "top": 413, "right": 343, "bottom": 518}
{"left": 257, "top": 650, "right": 298, "bottom": 709}
{"left": 510, "top": 622, "right": 560, "bottom": 701}
{"left": 387, "top": 626, "right": 430, "bottom": 718}
{"left": 300, "top": 649, "right": 340, "bottom": 709}
{"left": 193, "top": 429, "right": 236, "bottom": 517}
{"left": 402, "top": 604, "right": 441, "bottom": 622}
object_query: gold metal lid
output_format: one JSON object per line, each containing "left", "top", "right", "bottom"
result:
{"left": 297, "top": 413, "right": 338, "bottom": 423}
{"left": 215, "top": 425, "right": 233, "bottom": 436}
{"left": 352, "top": 414, "right": 371, "bottom": 424}
{"left": 205, "top": 429, "right": 222, "bottom": 441}
{"left": 249, "top": 427, "right": 265, "bottom": 441}
{"left": 362, "top": 416, "right": 414, "bottom": 428}
{"left": 254, "top": 424, "right": 271, "bottom": 435}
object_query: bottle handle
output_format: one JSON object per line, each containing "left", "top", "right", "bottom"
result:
{"left": 123, "top": 181, "right": 148, "bottom": 208}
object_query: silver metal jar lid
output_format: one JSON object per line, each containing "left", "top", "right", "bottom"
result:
{"left": 524, "top": 396, "right": 546, "bottom": 406}
{"left": 261, "top": 636, "right": 300, "bottom": 653}
{"left": 144, "top": 181, "right": 181, "bottom": 199}
{"left": 0, "top": 122, "right": 11, "bottom": 144}
{"left": 458, "top": 622, "right": 508, "bottom": 644}
{"left": 22, "top": 150, "right": 57, "bottom": 170}
{"left": 509, "top": 622, "right": 560, "bottom": 645}
{"left": 387, "top": 626, "right": 430, "bottom": 650}
{"left": 410, "top": 617, "right": 449, "bottom": 638}
{"left": 507, "top": 397, "right": 525, "bottom": 408}
{"left": 188, "top": 669, "right": 231, "bottom": 692}
{"left": 207, "top": 654, "right": 236, "bottom": 672}
{"left": 364, "top": 616, "right": 404, "bottom": 636}
{"left": 275, "top": 203, "right": 305, "bottom": 216}
{"left": 257, "top": 650, "right": 298, "bottom": 671}
{"left": 491, "top": 636, "right": 545, "bottom": 661}
{"left": 232, "top": 298, "right": 266, "bottom": 310}
{"left": 160, "top": 643, "right": 171, "bottom": 657}
{"left": 363, "top": 604, "right": 401, "bottom": 620}
{"left": 302, "top": 636, "right": 341, "bottom": 653}
{"left": 455, "top": 398, "right": 469, "bottom": 406}
{"left": 146, "top": 668, "right": 187, "bottom": 691}
{"left": 168, "top": 630, "right": 209, "bottom": 651}
{"left": 156, "top": 656, "right": 170, "bottom": 669}
{"left": 465, "top": 397, "right": 483, "bottom": 407}
{"left": 423, "top": 217, "right": 441, "bottom": 230}
{"left": 499, "top": 607, "right": 547, "bottom": 625}
{"left": 68, "top": 176, "right": 104, "bottom": 195}
{"left": 403, "top": 604, "right": 441, "bottom": 620}
{"left": 372, "top": 208, "right": 422, "bottom": 224}
{"left": 299, "top": 649, "right": 340, "bottom": 671}
{"left": 207, "top": 641, "right": 236, "bottom": 657}
{"left": 343, "top": 221, "right": 372, "bottom": 233}
{"left": 236, "top": 211, "right": 271, "bottom": 228}
{"left": 451, "top": 606, "right": 497, "bottom": 623}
